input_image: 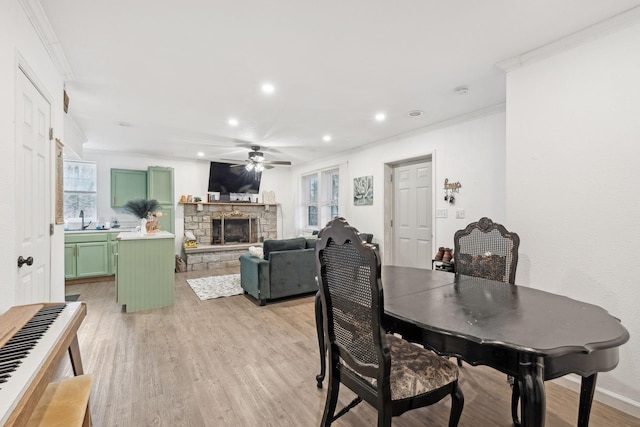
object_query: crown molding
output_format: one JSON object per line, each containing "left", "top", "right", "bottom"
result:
{"left": 18, "top": 0, "right": 75, "bottom": 81}
{"left": 497, "top": 6, "right": 640, "bottom": 72}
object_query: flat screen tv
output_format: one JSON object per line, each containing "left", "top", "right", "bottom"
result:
{"left": 208, "top": 161, "right": 261, "bottom": 194}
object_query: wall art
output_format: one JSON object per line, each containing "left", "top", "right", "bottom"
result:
{"left": 353, "top": 175, "right": 373, "bottom": 206}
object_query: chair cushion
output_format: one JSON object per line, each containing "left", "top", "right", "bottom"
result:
{"left": 457, "top": 253, "right": 506, "bottom": 282}
{"left": 386, "top": 335, "right": 458, "bottom": 400}
{"left": 262, "top": 237, "right": 307, "bottom": 260}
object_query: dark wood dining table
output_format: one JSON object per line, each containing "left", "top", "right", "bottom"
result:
{"left": 314, "top": 266, "right": 629, "bottom": 427}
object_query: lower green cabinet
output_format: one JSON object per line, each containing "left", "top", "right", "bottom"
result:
{"left": 64, "top": 244, "right": 77, "bottom": 279}
{"left": 65, "top": 232, "right": 119, "bottom": 280}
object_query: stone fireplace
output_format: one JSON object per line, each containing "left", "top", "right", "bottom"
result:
{"left": 182, "top": 203, "right": 277, "bottom": 271}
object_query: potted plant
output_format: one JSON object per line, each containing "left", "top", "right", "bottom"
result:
{"left": 123, "top": 199, "right": 160, "bottom": 234}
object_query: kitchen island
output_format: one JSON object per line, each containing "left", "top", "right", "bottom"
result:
{"left": 116, "top": 230, "right": 175, "bottom": 312}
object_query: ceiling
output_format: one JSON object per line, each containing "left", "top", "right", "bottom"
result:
{"left": 39, "top": 0, "right": 640, "bottom": 166}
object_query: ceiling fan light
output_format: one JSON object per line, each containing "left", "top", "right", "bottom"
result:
{"left": 249, "top": 151, "right": 265, "bottom": 162}
{"left": 255, "top": 163, "right": 264, "bottom": 172}
{"left": 245, "top": 163, "right": 254, "bottom": 171}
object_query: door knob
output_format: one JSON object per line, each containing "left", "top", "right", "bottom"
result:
{"left": 17, "top": 256, "right": 34, "bottom": 267}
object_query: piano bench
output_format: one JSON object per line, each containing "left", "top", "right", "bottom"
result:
{"left": 26, "top": 374, "right": 93, "bottom": 427}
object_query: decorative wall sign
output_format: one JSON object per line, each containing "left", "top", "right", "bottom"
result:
{"left": 443, "top": 178, "right": 461, "bottom": 205}
{"left": 55, "top": 139, "right": 64, "bottom": 224}
{"left": 353, "top": 175, "right": 373, "bottom": 206}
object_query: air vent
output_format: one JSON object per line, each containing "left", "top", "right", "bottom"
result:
{"left": 407, "top": 110, "right": 423, "bottom": 117}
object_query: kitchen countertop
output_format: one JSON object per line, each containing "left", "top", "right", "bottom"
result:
{"left": 65, "top": 227, "right": 137, "bottom": 234}
{"left": 116, "top": 230, "right": 175, "bottom": 241}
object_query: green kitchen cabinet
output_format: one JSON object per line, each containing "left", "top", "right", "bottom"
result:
{"left": 111, "top": 169, "right": 147, "bottom": 207}
{"left": 154, "top": 205, "right": 175, "bottom": 234}
{"left": 147, "top": 166, "right": 174, "bottom": 205}
{"left": 148, "top": 166, "right": 175, "bottom": 234}
{"left": 64, "top": 244, "right": 77, "bottom": 279}
{"left": 65, "top": 232, "right": 113, "bottom": 279}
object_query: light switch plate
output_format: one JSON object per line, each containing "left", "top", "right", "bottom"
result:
{"left": 436, "top": 209, "right": 448, "bottom": 218}
{"left": 456, "top": 209, "right": 465, "bottom": 219}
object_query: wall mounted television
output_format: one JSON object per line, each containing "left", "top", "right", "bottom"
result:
{"left": 207, "top": 161, "right": 261, "bottom": 194}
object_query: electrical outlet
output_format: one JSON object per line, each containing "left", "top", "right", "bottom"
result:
{"left": 436, "top": 209, "right": 448, "bottom": 218}
{"left": 456, "top": 209, "right": 465, "bottom": 219}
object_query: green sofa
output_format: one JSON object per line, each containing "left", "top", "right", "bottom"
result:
{"left": 239, "top": 237, "right": 318, "bottom": 305}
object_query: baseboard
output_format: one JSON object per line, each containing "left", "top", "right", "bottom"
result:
{"left": 552, "top": 375, "right": 640, "bottom": 419}
{"left": 65, "top": 275, "right": 114, "bottom": 285}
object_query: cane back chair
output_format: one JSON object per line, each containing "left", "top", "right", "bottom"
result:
{"left": 453, "top": 217, "right": 520, "bottom": 285}
{"left": 453, "top": 217, "right": 522, "bottom": 425}
{"left": 315, "top": 218, "right": 464, "bottom": 426}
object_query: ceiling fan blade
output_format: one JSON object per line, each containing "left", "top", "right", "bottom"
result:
{"left": 263, "top": 160, "right": 292, "bottom": 166}
{"left": 264, "top": 164, "right": 275, "bottom": 169}
{"left": 221, "top": 158, "right": 247, "bottom": 164}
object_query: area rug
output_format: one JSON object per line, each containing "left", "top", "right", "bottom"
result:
{"left": 186, "top": 274, "right": 243, "bottom": 301}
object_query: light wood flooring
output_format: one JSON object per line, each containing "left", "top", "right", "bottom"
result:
{"left": 59, "top": 268, "right": 639, "bottom": 426}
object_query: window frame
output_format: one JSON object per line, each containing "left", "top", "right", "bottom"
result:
{"left": 302, "top": 167, "right": 340, "bottom": 230}
{"left": 63, "top": 160, "right": 98, "bottom": 222}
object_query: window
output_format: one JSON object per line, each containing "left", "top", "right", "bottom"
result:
{"left": 63, "top": 161, "right": 97, "bottom": 220}
{"left": 303, "top": 168, "right": 339, "bottom": 229}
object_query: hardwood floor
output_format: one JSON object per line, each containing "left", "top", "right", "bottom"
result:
{"left": 59, "top": 268, "right": 638, "bottom": 426}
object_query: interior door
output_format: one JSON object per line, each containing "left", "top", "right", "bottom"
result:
{"left": 15, "top": 69, "right": 51, "bottom": 304}
{"left": 392, "top": 160, "right": 432, "bottom": 268}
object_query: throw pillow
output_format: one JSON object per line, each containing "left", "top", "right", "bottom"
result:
{"left": 262, "top": 237, "right": 307, "bottom": 260}
{"left": 248, "top": 246, "right": 264, "bottom": 259}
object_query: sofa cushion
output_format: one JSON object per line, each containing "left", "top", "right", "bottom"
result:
{"left": 306, "top": 238, "right": 317, "bottom": 249}
{"left": 263, "top": 237, "right": 307, "bottom": 260}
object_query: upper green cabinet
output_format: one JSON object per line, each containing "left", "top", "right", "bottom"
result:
{"left": 111, "top": 169, "right": 147, "bottom": 207}
{"left": 147, "top": 166, "right": 174, "bottom": 205}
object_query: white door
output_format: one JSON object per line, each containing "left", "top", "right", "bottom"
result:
{"left": 15, "top": 69, "right": 51, "bottom": 304}
{"left": 392, "top": 160, "right": 432, "bottom": 268}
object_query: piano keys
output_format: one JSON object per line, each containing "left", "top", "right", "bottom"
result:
{"left": 0, "top": 302, "right": 87, "bottom": 427}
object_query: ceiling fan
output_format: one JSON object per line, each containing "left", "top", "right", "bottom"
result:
{"left": 222, "top": 145, "right": 292, "bottom": 171}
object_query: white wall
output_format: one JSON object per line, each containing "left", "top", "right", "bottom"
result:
{"left": 505, "top": 22, "right": 640, "bottom": 409}
{"left": 82, "top": 151, "right": 293, "bottom": 253}
{"left": 0, "top": 0, "right": 67, "bottom": 311}
{"left": 288, "top": 110, "right": 507, "bottom": 257}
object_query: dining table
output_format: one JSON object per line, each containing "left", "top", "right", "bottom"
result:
{"left": 314, "top": 266, "right": 630, "bottom": 427}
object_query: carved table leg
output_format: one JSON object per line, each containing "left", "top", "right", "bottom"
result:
{"left": 518, "top": 355, "right": 545, "bottom": 427}
{"left": 577, "top": 374, "right": 597, "bottom": 427}
{"left": 315, "top": 290, "right": 326, "bottom": 388}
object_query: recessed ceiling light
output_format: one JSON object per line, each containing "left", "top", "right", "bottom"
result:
{"left": 117, "top": 121, "right": 131, "bottom": 127}
{"left": 454, "top": 86, "right": 470, "bottom": 95}
{"left": 228, "top": 118, "right": 239, "bottom": 127}
{"left": 322, "top": 135, "right": 332, "bottom": 142}
{"left": 407, "top": 110, "right": 423, "bottom": 117}
{"left": 197, "top": 152, "right": 204, "bottom": 157}
{"left": 374, "top": 112, "right": 386, "bottom": 122}
{"left": 261, "top": 83, "right": 275, "bottom": 95}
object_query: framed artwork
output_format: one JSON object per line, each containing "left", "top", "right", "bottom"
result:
{"left": 55, "top": 139, "right": 64, "bottom": 224}
{"left": 353, "top": 175, "right": 373, "bottom": 205}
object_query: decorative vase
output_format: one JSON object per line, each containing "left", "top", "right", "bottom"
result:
{"left": 140, "top": 218, "right": 147, "bottom": 235}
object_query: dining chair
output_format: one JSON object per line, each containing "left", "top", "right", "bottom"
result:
{"left": 316, "top": 217, "right": 464, "bottom": 427}
{"left": 453, "top": 216, "right": 521, "bottom": 425}
{"left": 453, "top": 216, "right": 520, "bottom": 284}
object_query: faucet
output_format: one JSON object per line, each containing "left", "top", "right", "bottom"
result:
{"left": 80, "top": 210, "right": 91, "bottom": 230}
